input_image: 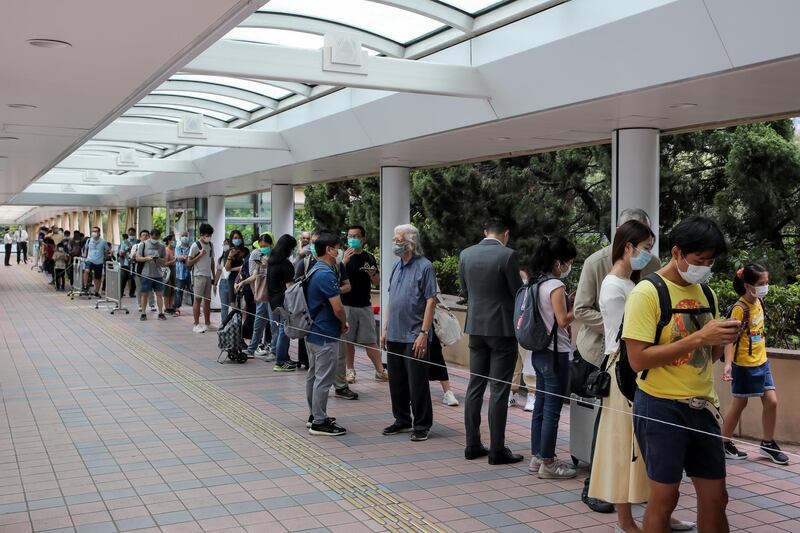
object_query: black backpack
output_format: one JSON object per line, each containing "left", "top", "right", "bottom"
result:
{"left": 616, "top": 273, "right": 716, "bottom": 402}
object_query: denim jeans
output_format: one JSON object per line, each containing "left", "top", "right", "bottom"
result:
{"left": 530, "top": 348, "right": 570, "bottom": 459}
{"left": 275, "top": 320, "right": 290, "bottom": 364}
{"left": 219, "top": 278, "right": 230, "bottom": 323}
{"left": 175, "top": 277, "right": 191, "bottom": 308}
{"left": 249, "top": 302, "right": 269, "bottom": 352}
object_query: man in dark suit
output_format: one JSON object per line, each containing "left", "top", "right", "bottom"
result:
{"left": 459, "top": 218, "right": 524, "bottom": 464}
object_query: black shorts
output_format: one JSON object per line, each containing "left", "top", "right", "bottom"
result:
{"left": 84, "top": 262, "right": 103, "bottom": 279}
{"left": 633, "top": 389, "right": 725, "bottom": 484}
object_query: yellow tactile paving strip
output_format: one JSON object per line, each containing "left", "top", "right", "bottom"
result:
{"left": 79, "top": 308, "right": 445, "bottom": 533}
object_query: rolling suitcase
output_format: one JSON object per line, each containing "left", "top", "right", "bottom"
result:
{"left": 569, "top": 393, "right": 601, "bottom": 466}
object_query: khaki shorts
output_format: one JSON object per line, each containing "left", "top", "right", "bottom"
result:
{"left": 193, "top": 275, "right": 212, "bottom": 301}
{"left": 343, "top": 305, "right": 378, "bottom": 345}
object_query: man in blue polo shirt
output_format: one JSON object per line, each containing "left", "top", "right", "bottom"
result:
{"left": 380, "top": 224, "right": 438, "bottom": 442}
{"left": 82, "top": 226, "right": 109, "bottom": 296}
{"left": 306, "top": 231, "right": 350, "bottom": 437}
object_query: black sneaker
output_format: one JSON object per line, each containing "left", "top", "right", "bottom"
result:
{"left": 410, "top": 430, "right": 429, "bottom": 442}
{"left": 157, "top": 313, "right": 167, "bottom": 321}
{"left": 309, "top": 418, "right": 346, "bottom": 436}
{"left": 724, "top": 440, "right": 748, "bottom": 460}
{"left": 273, "top": 361, "right": 297, "bottom": 372}
{"left": 760, "top": 440, "right": 789, "bottom": 465}
{"left": 139, "top": 313, "right": 147, "bottom": 321}
{"left": 307, "top": 415, "right": 336, "bottom": 428}
{"left": 335, "top": 387, "right": 359, "bottom": 400}
{"left": 382, "top": 423, "right": 412, "bottom": 436}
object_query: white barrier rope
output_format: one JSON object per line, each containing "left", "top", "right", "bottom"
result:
{"left": 51, "top": 259, "right": 800, "bottom": 462}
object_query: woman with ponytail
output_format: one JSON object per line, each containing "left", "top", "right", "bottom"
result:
{"left": 721, "top": 264, "right": 788, "bottom": 465}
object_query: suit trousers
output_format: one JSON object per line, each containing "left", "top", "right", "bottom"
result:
{"left": 16, "top": 242, "right": 27, "bottom": 263}
{"left": 464, "top": 335, "right": 518, "bottom": 453}
{"left": 387, "top": 342, "right": 432, "bottom": 432}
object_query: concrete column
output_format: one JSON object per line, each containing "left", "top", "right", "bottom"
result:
{"left": 106, "top": 209, "right": 119, "bottom": 245}
{"left": 611, "top": 128, "right": 660, "bottom": 250}
{"left": 379, "top": 167, "right": 411, "bottom": 332}
{"left": 56, "top": 214, "right": 63, "bottom": 229}
{"left": 92, "top": 211, "right": 103, "bottom": 237}
{"left": 270, "top": 184, "right": 294, "bottom": 239}
{"left": 138, "top": 207, "right": 152, "bottom": 233}
{"left": 125, "top": 208, "right": 136, "bottom": 232}
{"left": 81, "top": 211, "right": 90, "bottom": 235}
{"left": 208, "top": 195, "right": 225, "bottom": 309}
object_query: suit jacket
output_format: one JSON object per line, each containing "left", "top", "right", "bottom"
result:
{"left": 458, "top": 239, "right": 523, "bottom": 337}
{"left": 573, "top": 244, "right": 661, "bottom": 367}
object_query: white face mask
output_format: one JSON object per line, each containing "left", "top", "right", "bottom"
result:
{"left": 754, "top": 285, "right": 769, "bottom": 298}
{"left": 558, "top": 261, "right": 572, "bottom": 279}
{"left": 91, "top": 232, "right": 100, "bottom": 239}
{"left": 678, "top": 256, "right": 713, "bottom": 285}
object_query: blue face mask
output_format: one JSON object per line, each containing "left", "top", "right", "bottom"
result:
{"left": 180, "top": 236, "right": 189, "bottom": 245}
{"left": 260, "top": 246, "right": 271, "bottom": 255}
{"left": 347, "top": 238, "right": 362, "bottom": 249}
{"left": 128, "top": 236, "right": 136, "bottom": 242}
{"left": 232, "top": 238, "right": 242, "bottom": 247}
{"left": 630, "top": 248, "right": 652, "bottom": 271}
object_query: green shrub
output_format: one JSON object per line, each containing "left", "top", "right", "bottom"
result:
{"left": 433, "top": 255, "right": 461, "bottom": 296}
{"left": 709, "top": 279, "right": 800, "bottom": 349}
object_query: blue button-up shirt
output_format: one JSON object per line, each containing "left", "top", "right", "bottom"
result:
{"left": 387, "top": 256, "right": 438, "bottom": 343}
{"left": 117, "top": 239, "right": 136, "bottom": 267}
{"left": 85, "top": 238, "right": 108, "bottom": 265}
{"left": 175, "top": 243, "right": 191, "bottom": 280}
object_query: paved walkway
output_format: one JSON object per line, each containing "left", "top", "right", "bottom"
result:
{"left": 0, "top": 265, "right": 799, "bottom": 532}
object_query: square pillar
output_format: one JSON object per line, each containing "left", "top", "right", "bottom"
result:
{"left": 208, "top": 195, "right": 226, "bottom": 309}
{"left": 379, "top": 167, "right": 411, "bottom": 331}
{"left": 81, "top": 210, "right": 90, "bottom": 235}
{"left": 270, "top": 184, "right": 294, "bottom": 239}
{"left": 138, "top": 207, "right": 152, "bottom": 232}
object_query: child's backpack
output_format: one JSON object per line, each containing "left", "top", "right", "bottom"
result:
{"left": 725, "top": 299, "right": 764, "bottom": 363}
{"left": 217, "top": 307, "right": 247, "bottom": 364}
{"left": 283, "top": 264, "right": 328, "bottom": 340}
{"left": 615, "top": 272, "right": 716, "bottom": 402}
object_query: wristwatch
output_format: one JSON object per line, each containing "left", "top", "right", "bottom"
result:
{"left": 420, "top": 328, "right": 430, "bottom": 337}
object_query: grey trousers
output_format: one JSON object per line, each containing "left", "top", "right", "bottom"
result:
{"left": 334, "top": 339, "right": 347, "bottom": 390}
{"left": 464, "top": 335, "right": 518, "bottom": 453}
{"left": 306, "top": 340, "right": 338, "bottom": 424}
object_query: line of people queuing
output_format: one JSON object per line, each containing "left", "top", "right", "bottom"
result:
{"left": 454, "top": 211, "right": 788, "bottom": 533}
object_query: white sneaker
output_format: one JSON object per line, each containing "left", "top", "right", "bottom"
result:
{"left": 529, "top": 456, "right": 543, "bottom": 472}
{"left": 254, "top": 346, "right": 269, "bottom": 357}
{"left": 524, "top": 394, "right": 536, "bottom": 412}
{"left": 192, "top": 324, "right": 204, "bottom": 334}
{"left": 200, "top": 324, "right": 208, "bottom": 333}
{"left": 346, "top": 368, "right": 356, "bottom": 384}
{"left": 538, "top": 459, "right": 577, "bottom": 479}
{"left": 205, "top": 324, "right": 217, "bottom": 332}
{"left": 137, "top": 306, "right": 142, "bottom": 313}
{"left": 442, "top": 390, "right": 459, "bottom": 406}
{"left": 508, "top": 392, "right": 517, "bottom": 408}
{"left": 150, "top": 305, "right": 157, "bottom": 312}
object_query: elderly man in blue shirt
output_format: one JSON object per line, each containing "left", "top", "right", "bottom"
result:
{"left": 83, "top": 226, "right": 109, "bottom": 296}
{"left": 380, "top": 224, "right": 438, "bottom": 442}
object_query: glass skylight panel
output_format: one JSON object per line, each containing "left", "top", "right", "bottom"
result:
{"left": 135, "top": 104, "right": 235, "bottom": 122}
{"left": 151, "top": 90, "right": 261, "bottom": 112}
{"left": 257, "top": 0, "right": 444, "bottom": 44}
{"left": 171, "top": 74, "right": 292, "bottom": 100}
{"left": 226, "top": 27, "right": 324, "bottom": 49}
{"left": 439, "top": 0, "right": 504, "bottom": 14}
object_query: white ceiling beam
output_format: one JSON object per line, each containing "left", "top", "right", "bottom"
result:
{"left": 38, "top": 172, "right": 152, "bottom": 187}
{"left": 371, "top": 0, "right": 474, "bottom": 32}
{"left": 57, "top": 155, "right": 200, "bottom": 174}
{"left": 241, "top": 12, "right": 406, "bottom": 57}
{"left": 184, "top": 40, "right": 490, "bottom": 99}
{"left": 157, "top": 80, "right": 279, "bottom": 109}
{"left": 138, "top": 95, "right": 252, "bottom": 120}
{"left": 93, "top": 121, "right": 290, "bottom": 150}
{"left": 123, "top": 106, "right": 229, "bottom": 127}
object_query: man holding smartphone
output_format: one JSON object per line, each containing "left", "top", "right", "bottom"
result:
{"left": 623, "top": 216, "right": 741, "bottom": 533}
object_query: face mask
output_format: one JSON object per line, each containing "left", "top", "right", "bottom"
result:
{"left": 392, "top": 243, "right": 407, "bottom": 257}
{"left": 232, "top": 238, "right": 242, "bottom": 247}
{"left": 558, "top": 262, "right": 572, "bottom": 279}
{"left": 678, "top": 256, "right": 713, "bottom": 285}
{"left": 149, "top": 239, "right": 158, "bottom": 245}
{"left": 754, "top": 285, "right": 769, "bottom": 298}
{"left": 630, "top": 248, "right": 652, "bottom": 271}
{"left": 310, "top": 244, "right": 317, "bottom": 257}
{"left": 348, "top": 238, "right": 362, "bottom": 249}
{"left": 260, "top": 246, "right": 271, "bottom": 255}
{"left": 128, "top": 236, "right": 136, "bottom": 242}
{"left": 180, "top": 236, "right": 189, "bottom": 244}
{"left": 91, "top": 232, "right": 99, "bottom": 239}
{"left": 200, "top": 236, "right": 209, "bottom": 243}
{"left": 223, "top": 245, "right": 230, "bottom": 253}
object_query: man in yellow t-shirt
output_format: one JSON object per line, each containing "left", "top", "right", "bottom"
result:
{"left": 622, "top": 216, "right": 741, "bottom": 533}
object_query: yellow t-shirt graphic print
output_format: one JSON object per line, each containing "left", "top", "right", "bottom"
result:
{"left": 730, "top": 298, "right": 767, "bottom": 367}
{"left": 622, "top": 275, "right": 719, "bottom": 403}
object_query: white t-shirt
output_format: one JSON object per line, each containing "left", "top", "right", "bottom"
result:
{"left": 599, "top": 274, "right": 635, "bottom": 355}
{"left": 537, "top": 278, "right": 572, "bottom": 353}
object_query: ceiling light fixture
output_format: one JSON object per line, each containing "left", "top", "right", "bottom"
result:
{"left": 669, "top": 103, "right": 698, "bottom": 109}
{"left": 493, "top": 136, "right": 511, "bottom": 141}
{"left": 0, "top": 136, "right": 20, "bottom": 141}
{"left": 8, "top": 103, "right": 38, "bottom": 110}
{"left": 27, "top": 38, "right": 72, "bottom": 49}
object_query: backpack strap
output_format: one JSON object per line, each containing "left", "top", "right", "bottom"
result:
{"left": 640, "top": 273, "right": 674, "bottom": 381}
{"left": 730, "top": 300, "right": 750, "bottom": 364}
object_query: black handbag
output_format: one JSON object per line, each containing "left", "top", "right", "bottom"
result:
{"left": 585, "top": 355, "right": 611, "bottom": 398}
{"left": 570, "top": 350, "right": 610, "bottom": 399}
